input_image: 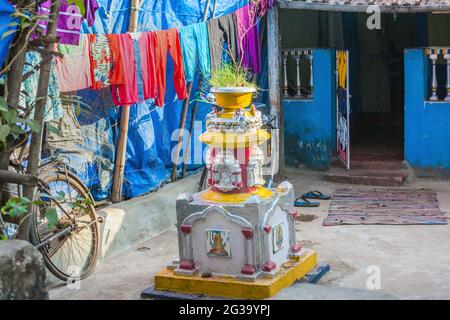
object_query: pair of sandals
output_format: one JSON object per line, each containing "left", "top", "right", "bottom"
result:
{"left": 295, "top": 190, "right": 331, "bottom": 208}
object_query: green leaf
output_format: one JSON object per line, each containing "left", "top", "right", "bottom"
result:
{"left": 1, "top": 233, "right": 8, "bottom": 241}
{"left": 1, "top": 29, "right": 17, "bottom": 40}
{"left": 44, "top": 208, "right": 58, "bottom": 228}
{"left": 0, "top": 97, "right": 7, "bottom": 111}
{"left": 0, "top": 109, "right": 17, "bottom": 124}
{"left": 0, "top": 125, "right": 11, "bottom": 143}
{"left": 1, "top": 197, "right": 30, "bottom": 218}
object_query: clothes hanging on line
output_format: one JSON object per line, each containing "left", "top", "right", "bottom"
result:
{"left": 55, "top": 35, "right": 92, "bottom": 92}
{"left": 133, "top": 34, "right": 146, "bottom": 102}
{"left": 88, "top": 34, "right": 125, "bottom": 89}
{"left": 207, "top": 14, "right": 239, "bottom": 71}
{"left": 235, "top": 4, "right": 261, "bottom": 74}
{"left": 154, "top": 28, "right": 188, "bottom": 107}
{"left": 49, "top": 3, "right": 270, "bottom": 107}
{"left": 179, "top": 22, "right": 210, "bottom": 82}
{"left": 138, "top": 32, "right": 157, "bottom": 101}
{"left": 111, "top": 33, "right": 139, "bottom": 106}
{"left": 84, "top": 0, "right": 100, "bottom": 27}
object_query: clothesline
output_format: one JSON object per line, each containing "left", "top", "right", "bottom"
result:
{"left": 36, "top": 0, "right": 274, "bottom": 114}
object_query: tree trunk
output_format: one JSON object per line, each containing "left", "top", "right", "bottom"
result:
{"left": 0, "top": 0, "right": 35, "bottom": 202}
{"left": 17, "top": 0, "right": 61, "bottom": 240}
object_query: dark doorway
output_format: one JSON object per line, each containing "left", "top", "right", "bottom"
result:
{"left": 349, "top": 14, "right": 417, "bottom": 163}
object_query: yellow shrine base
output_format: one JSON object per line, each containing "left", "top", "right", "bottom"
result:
{"left": 154, "top": 249, "right": 317, "bottom": 300}
{"left": 201, "top": 187, "right": 273, "bottom": 203}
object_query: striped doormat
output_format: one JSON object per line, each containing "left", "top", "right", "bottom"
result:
{"left": 324, "top": 187, "right": 447, "bottom": 226}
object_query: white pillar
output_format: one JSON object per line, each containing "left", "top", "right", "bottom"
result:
{"left": 430, "top": 49, "right": 439, "bottom": 102}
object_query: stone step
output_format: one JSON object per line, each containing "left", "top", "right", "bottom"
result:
{"left": 350, "top": 160, "right": 404, "bottom": 170}
{"left": 331, "top": 158, "right": 404, "bottom": 170}
{"left": 324, "top": 169, "right": 409, "bottom": 186}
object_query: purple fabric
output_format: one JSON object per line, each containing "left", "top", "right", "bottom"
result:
{"left": 84, "top": 0, "right": 99, "bottom": 27}
{"left": 38, "top": 0, "right": 83, "bottom": 45}
{"left": 235, "top": 0, "right": 274, "bottom": 73}
{"left": 235, "top": 4, "right": 261, "bottom": 73}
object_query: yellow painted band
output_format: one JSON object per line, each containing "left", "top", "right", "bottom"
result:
{"left": 154, "top": 250, "right": 317, "bottom": 299}
{"left": 201, "top": 187, "right": 273, "bottom": 203}
{"left": 199, "top": 129, "right": 270, "bottom": 149}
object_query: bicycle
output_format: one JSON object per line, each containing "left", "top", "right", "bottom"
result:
{"left": 4, "top": 139, "right": 101, "bottom": 282}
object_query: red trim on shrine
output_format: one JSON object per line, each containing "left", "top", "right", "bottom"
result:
{"left": 241, "top": 264, "right": 256, "bottom": 275}
{"left": 180, "top": 224, "right": 192, "bottom": 234}
{"left": 179, "top": 260, "right": 195, "bottom": 270}
{"left": 262, "top": 261, "right": 277, "bottom": 272}
{"left": 241, "top": 228, "right": 254, "bottom": 239}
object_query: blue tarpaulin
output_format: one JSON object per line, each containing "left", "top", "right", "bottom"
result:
{"left": 57, "top": 0, "right": 267, "bottom": 200}
{"left": 0, "top": 0, "right": 18, "bottom": 69}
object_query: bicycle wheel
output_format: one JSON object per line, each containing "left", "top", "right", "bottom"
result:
{"left": 30, "top": 168, "right": 99, "bottom": 281}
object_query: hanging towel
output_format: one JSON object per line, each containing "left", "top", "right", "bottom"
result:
{"left": 139, "top": 32, "right": 157, "bottom": 100}
{"left": 55, "top": 35, "right": 92, "bottom": 92}
{"left": 110, "top": 33, "right": 139, "bottom": 106}
{"left": 206, "top": 14, "right": 239, "bottom": 71}
{"left": 154, "top": 28, "right": 188, "bottom": 107}
{"left": 88, "top": 34, "right": 124, "bottom": 89}
{"left": 235, "top": 4, "right": 261, "bottom": 73}
{"left": 179, "top": 22, "right": 210, "bottom": 82}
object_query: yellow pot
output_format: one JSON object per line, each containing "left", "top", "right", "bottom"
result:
{"left": 211, "top": 87, "right": 256, "bottom": 118}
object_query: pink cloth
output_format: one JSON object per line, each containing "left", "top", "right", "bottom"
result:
{"left": 54, "top": 35, "right": 92, "bottom": 92}
{"left": 139, "top": 32, "right": 157, "bottom": 100}
{"left": 111, "top": 34, "right": 139, "bottom": 106}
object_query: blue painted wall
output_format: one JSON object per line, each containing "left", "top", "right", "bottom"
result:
{"left": 283, "top": 49, "right": 336, "bottom": 170}
{"left": 405, "top": 49, "right": 450, "bottom": 170}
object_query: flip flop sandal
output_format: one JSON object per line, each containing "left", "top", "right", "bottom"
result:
{"left": 302, "top": 190, "right": 331, "bottom": 201}
{"left": 294, "top": 196, "right": 320, "bottom": 208}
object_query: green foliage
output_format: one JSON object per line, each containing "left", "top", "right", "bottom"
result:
{"left": 209, "top": 63, "right": 256, "bottom": 89}
{"left": 1, "top": 197, "right": 30, "bottom": 218}
{"left": 0, "top": 97, "right": 43, "bottom": 149}
{"left": 44, "top": 207, "right": 58, "bottom": 228}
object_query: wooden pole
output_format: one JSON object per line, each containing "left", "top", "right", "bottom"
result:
{"left": 171, "top": 0, "right": 211, "bottom": 182}
{"left": 181, "top": 82, "right": 198, "bottom": 178}
{"left": 171, "top": 81, "right": 193, "bottom": 181}
{"left": 111, "top": 0, "right": 140, "bottom": 203}
{"left": 267, "top": 4, "right": 285, "bottom": 180}
{"left": 18, "top": 0, "right": 61, "bottom": 240}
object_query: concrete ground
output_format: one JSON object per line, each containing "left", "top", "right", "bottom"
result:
{"left": 50, "top": 168, "right": 450, "bottom": 300}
